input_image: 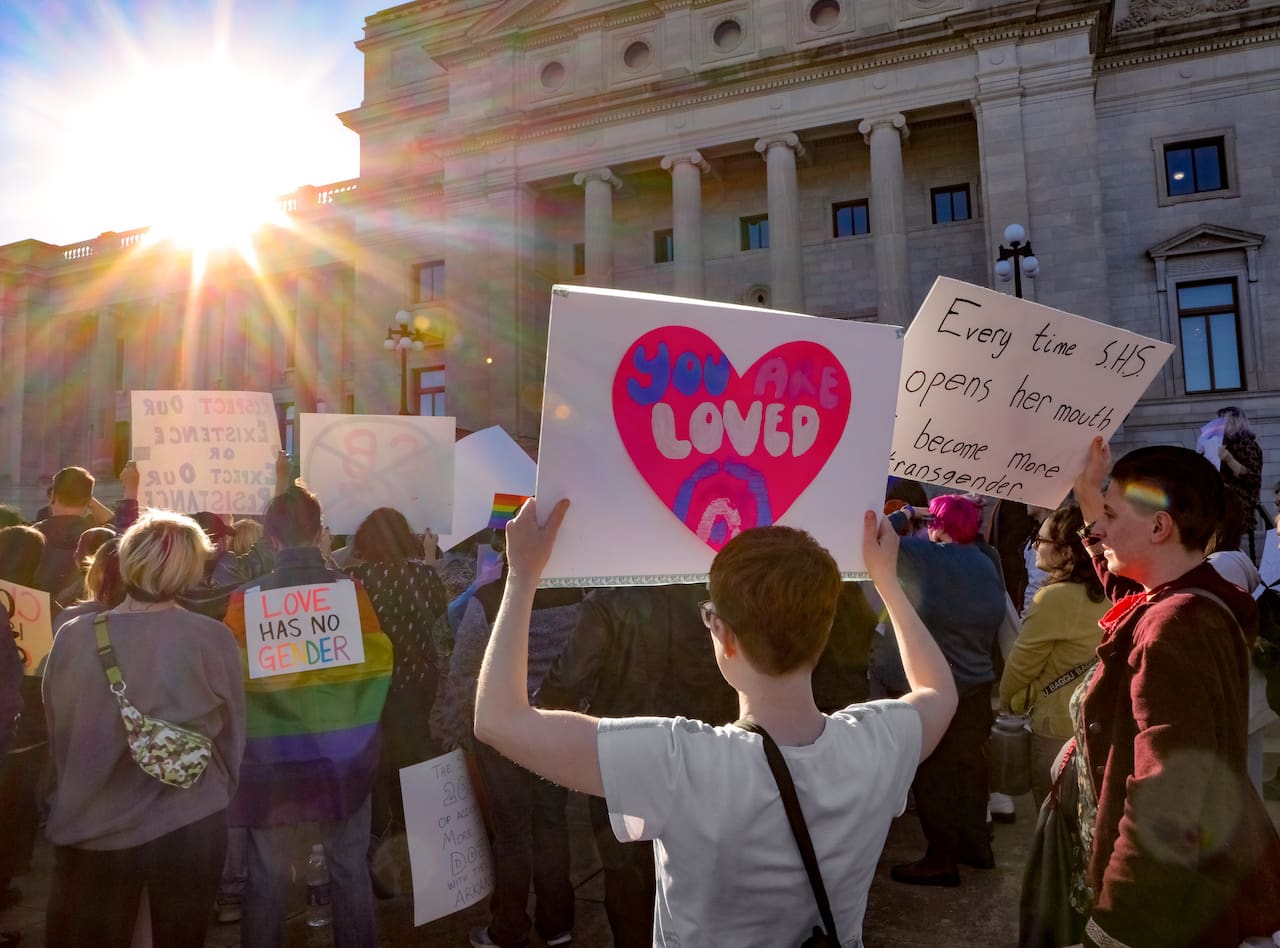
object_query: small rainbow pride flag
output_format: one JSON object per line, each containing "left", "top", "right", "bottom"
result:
{"left": 488, "top": 493, "right": 530, "bottom": 531}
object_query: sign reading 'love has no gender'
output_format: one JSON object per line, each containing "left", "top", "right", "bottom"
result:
{"left": 536, "top": 285, "right": 903, "bottom": 585}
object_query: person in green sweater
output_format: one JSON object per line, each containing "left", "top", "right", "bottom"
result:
{"left": 999, "top": 504, "right": 1108, "bottom": 808}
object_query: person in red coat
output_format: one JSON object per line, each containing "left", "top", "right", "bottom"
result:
{"left": 1073, "top": 437, "right": 1280, "bottom": 948}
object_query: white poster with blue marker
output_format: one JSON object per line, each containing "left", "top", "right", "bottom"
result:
{"left": 534, "top": 285, "right": 903, "bottom": 585}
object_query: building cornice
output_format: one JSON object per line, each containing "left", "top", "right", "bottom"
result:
{"left": 1095, "top": 21, "right": 1280, "bottom": 70}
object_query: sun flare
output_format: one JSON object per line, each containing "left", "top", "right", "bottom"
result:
{"left": 73, "top": 56, "right": 307, "bottom": 255}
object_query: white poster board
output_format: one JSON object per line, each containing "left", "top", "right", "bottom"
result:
{"left": 299, "top": 414, "right": 455, "bottom": 536}
{"left": 241, "top": 580, "right": 364, "bottom": 679}
{"left": 535, "top": 285, "right": 903, "bottom": 584}
{"left": 401, "top": 749, "right": 494, "bottom": 926}
{"left": 0, "top": 580, "right": 53, "bottom": 676}
{"left": 891, "top": 278, "right": 1174, "bottom": 508}
{"left": 130, "top": 390, "right": 282, "bottom": 515}
{"left": 436, "top": 426, "right": 537, "bottom": 551}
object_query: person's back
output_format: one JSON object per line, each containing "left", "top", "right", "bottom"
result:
{"left": 33, "top": 467, "right": 98, "bottom": 596}
{"left": 220, "top": 486, "right": 393, "bottom": 948}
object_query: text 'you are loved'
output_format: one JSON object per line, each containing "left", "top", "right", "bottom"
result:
{"left": 612, "top": 326, "right": 850, "bottom": 551}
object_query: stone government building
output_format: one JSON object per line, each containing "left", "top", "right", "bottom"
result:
{"left": 1, "top": 0, "right": 1277, "bottom": 514}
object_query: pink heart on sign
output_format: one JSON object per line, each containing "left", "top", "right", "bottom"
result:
{"left": 612, "top": 326, "right": 851, "bottom": 551}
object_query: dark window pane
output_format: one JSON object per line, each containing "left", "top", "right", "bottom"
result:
{"left": 854, "top": 204, "right": 868, "bottom": 234}
{"left": 934, "top": 192, "right": 952, "bottom": 223}
{"left": 572, "top": 243, "right": 585, "bottom": 275}
{"left": 1177, "top": 282, "right": 1234, "bottom": 310}
{"left": 1193, "top": 144, "right": 1223, "bottom": 191}
{"left": 953, "top": 190, "right": 969, "bottom": 220}
{"left": 835, "top": 205, "right": 853, "bottom": 237}
{"left": 759, "top": 219, "right": 769, "bottom": 248}
{"left": 653, "top": 229, "right": 674, "bottom": 263}
{"left": 419, "top": 368, "right": 444, "bottom": 389}
{"left": 1180, "top": 316, "right": 1211, "bottom": 392}
{"left": 1165, "top": 147, "right": 1194, "bottom": 195}
{"left": 1209, "top": 312, "right": 1241, "bottom": 389}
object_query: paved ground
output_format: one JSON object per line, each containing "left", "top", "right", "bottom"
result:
{"left": 5, "top": 726, "right": 1278, "bottom": 948}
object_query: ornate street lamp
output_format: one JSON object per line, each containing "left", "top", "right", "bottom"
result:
{"left": 994, "top": 223, "right": 1040, "bottom": 299}
{"left": 384, "top": 310, "right": 431, "bottom": 415}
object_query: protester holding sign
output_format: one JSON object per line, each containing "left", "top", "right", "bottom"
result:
{"left": 475, "top": 501, "right": 956, "bottom": 947}
{"left": 0, "top": 525, "right": 51, "bottom": 919}
{"left": 221, "top": 485, "right": 392, "bottom": 948}
{"left": 42, "top": 510, "right": 245, "bottom": 948}
{"left": 1071, "top": 437, "right": 1280, "bottom": 948}
{"left": 346, "top": 506, "right": 452, "bottom": 833}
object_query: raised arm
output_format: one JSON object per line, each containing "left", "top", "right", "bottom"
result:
{"left": 473, "top": 499, "right": 605, "bottom": 796}
{"left": 861, "top": 511, "right": 958, "bottom": 761}
{"left": 1073, "top": 436, "right": 1110, "bottom": 531}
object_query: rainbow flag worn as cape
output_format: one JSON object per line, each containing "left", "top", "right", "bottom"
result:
{"left": 223, "top": 576, "right": 392, "bottom": 827}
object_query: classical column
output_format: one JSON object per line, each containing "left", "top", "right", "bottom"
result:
{"left": 90, "top": 307, "right": 117, "bottom": 474}
{"left": 660, "top": 151, "right": 710, "bottom": 298}
{"left": 858, "top": 114, "right": 911, "bottom": 327}
{"left": 753, "top": 133, "right": 806, "bottom": 312}
{"left": 573, "top": 168, "right": 621, "bottom": 286}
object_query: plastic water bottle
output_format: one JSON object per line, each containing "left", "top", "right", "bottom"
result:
{"left": 305, "top": 844, "right": 333, "bottom": 928}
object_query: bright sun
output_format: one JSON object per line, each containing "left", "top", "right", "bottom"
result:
{"left": 74, "top": 57, "right": 302, "bottom": 254}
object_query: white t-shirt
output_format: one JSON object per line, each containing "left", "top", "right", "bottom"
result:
{"left": 597, "top": 699, "right": 922, "bottom": 948}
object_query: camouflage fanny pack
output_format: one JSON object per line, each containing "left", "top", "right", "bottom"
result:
{"left": 94, "top": 614, "right": 212, "bottom": 790}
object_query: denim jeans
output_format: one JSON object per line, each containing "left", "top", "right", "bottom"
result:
{"left": 473, "top": 741, "right": 575, "bottom": 946}
{"left": 241, "top": 794, "right": 377, "bottom": 948}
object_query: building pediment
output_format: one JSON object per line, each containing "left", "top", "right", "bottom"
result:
{"left": 1147, "top": 223, "right": 1265, "bottom": 260}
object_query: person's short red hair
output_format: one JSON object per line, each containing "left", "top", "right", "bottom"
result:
{"left": 928, "top": 494, "right": 982, "bottom": 544}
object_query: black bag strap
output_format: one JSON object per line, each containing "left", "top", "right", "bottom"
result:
{"left": 735, "top": 719, "right": 839, "bottom": 945}
{"left": 93, "top": 613, "right": 127, "bottom": 695}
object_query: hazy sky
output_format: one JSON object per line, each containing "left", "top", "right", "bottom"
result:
{"left": 0, "top": 0, "right": 378, "bottom": 247}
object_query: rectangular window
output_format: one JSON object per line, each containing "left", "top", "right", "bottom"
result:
{"left": 411, "top": 261, "right": 446, "bottom": 303}
{"left": 277, "top": 402, "right": 297, "bottom": 456}
{"left": 1164, "top": 138, "right": 1227, "bottom": 197}
{"left": 414, "top": 366, "right": 446, "bottom": 416}
{"left": 931, "top": 185, "right": 971, "bottom": 224}
{"left": 653, "top": 228, "right": 674, "bottom": 264}
{"left": 832, "top": 199, "right": 870, "bottom": 238}
{"left": 740, "top": 214, "right": 769, "bottom": 251}
{"left": 1177, "top": 279, "right": 1244, "bottom": 393}
{"left": 572, "top": 243, "right": 585, "bottom": 276}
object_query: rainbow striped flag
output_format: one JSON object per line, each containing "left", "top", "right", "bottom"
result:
{"left": 223, "top": 576, "right": 392, "bottom": 827}
{"left": 487, "top": 493, "right": 530, "bottom": 531}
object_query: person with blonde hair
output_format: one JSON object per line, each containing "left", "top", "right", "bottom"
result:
{"left": 230, "top": 519, "right": 263, "bottom": 557}
{"left": 42, "top": 510, "right": 245, "bottom": 948}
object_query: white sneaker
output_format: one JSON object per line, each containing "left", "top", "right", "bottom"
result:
{"left": 545, "top": 934, "right": 573, "bottom": 947}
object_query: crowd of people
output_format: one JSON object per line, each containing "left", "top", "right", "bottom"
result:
{"left": 0, "top": 408, "right": 1279, "bottom": 948}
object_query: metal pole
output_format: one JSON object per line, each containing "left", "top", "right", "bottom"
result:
{"left": 399, "top": 347, "right": 410, "bottom": 415}
{"left": 1012, "top": 252, "right": 1023, "bottom": 299}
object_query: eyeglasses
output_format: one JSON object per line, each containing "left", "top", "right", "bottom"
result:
{"left": 1029, "top": 536, "right": 1058, "bottom": 549}
{"left": 698, "top": 600, "right": 718, "bottom": 628}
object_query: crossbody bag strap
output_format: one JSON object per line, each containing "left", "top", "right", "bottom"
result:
{"left": 93, "top": 614, "right": 126, "bottom": 694}
{"left": 735, "top": 719, "right": 839, "bottom": 945}
{"left": 1176, "top": 586, "right": 1248, "bottom": 650}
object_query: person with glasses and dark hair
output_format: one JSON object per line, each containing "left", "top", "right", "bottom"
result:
{"left": 474, "top": 501, "right": 956, "bottom": 947}
{"left": 999, "top": 504, "right": 1108, "bottom": 809}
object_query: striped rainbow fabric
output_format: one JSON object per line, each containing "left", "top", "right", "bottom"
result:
{"left": 223, "top": 583, "right": 393, "bottom": 826}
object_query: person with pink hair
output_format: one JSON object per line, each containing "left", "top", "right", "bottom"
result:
{"left": 885, "top": 493, "right": 1008, "bottom": 887}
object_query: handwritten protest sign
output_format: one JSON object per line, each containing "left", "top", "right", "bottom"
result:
{"left": 130, "top": 390, "right": 281, "bottom": 516}
{"left": 890, "top": 278, "right": 1173, "bottom": 509}
{"left": 536, "top": 285, "right": 903, "bottom": 583}
{"left": 300, "top": 414, "right": 454, "bottom": 536}
{"left": 435, "top": 426, "right": 536, "bottom": 551}
{"left": 0, "top": 580, "right": 52, "bottom": 676}
{"left": 401, "top": 749, "right": 494, "bottom": 926}
{"left": 241, "top": 580, "right": 364, "bottom": 679}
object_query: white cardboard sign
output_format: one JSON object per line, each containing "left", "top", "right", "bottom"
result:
{"left": 0, "top": 580, "right": 53, "bottom": 677}
{"left": 891, "top": 278, "right": 1174, "bottom": 508}
{"left": 299, "top": 413, "right": 455, "bottom": 536}
{"left": 241, "top": 580, "right": 364, "bottom": 679}
{"left": 401, "top": 749, "right": 494, "bottom": 926}
{"left": 436, "top": 425, "right": 536, "bottom": 551}
{"left": 535, "top": 285, "right": 903, "bottom": 584}
{"left": 130, "top": 390, "right": 282, "bottom": 515}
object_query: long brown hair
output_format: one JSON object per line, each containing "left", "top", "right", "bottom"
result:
{"left": 1040, "top": 504, "right": 1104, "bottom": 602}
